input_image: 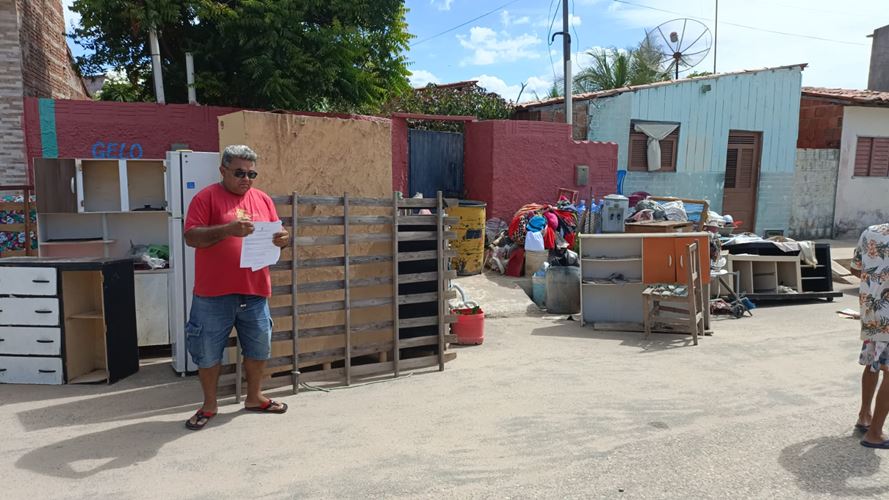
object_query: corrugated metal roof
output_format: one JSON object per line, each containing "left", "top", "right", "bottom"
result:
{"left": 515, "top": 63, "right": 808, "bottom": 110}
{"left": 801, "top": 87, "right": 889, "bottom": 107}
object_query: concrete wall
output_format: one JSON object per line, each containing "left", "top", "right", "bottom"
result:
{"left": 465, "top": 120, "right": 617, "bottom": 220}
{"left": 587, "top": 67, "right": 803, "bottom": 234}
{"left": 798, "top": 98, "right": 844, "bottom": 149}
{"left": 23, "top": 98, "right": 239, "bottom": 171}
{"left": 869, "top": 24, "right": 889, "bottom": 92}
{"left": 833, "top": 106, "right": 889, "bottom": 237}
{"left": 789, "top": 149, "right": 839, "bottom": 239}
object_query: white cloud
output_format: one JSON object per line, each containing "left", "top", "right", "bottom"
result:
{"left": 471, "top": 74, "right": 555, "bottom": 103}
{"left": 62, "top": 0, "right": 80, "bottom": 30}
{"left": 430, "top": 0, "right": 454, "bottom": 12}
{"left": 501, "top": 10, "right": 531, "bottom": 27}
{"left": 457, "top": 26, "right": 542, "bottom": 66}
{"left": 409, "top": 70, "right": 440, "bottom": 87}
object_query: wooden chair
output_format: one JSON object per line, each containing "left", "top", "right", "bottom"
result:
{"left": 557, "top": 188, "right": 579, "bottom": 204}
{"left": 642, "top": 242, "right": 705, "bottom": 345}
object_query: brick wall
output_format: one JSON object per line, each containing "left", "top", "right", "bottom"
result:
{"left": 797, "top": 98, "right": 844, "bottom": 149}
{"left": 514, "top": 100, "right": 590, "bottom": 141}
{"left": 788, "top": 149, "right": 839, "bottom": 239}
{"left": 0, "top": 0, "right": 27, "bottom": 185}
{"left": 16, "top": 0, "right": 87, "bottom": 99}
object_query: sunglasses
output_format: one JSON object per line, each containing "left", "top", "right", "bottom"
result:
{"left": 230, "top": 169, "right": 258, "bottom": 179}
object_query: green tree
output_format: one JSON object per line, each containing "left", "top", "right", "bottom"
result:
{"left": 573, "top": 33, "right": 671, "bottom": 93}
{"left": 95, "top": 76, "right": 152, "bottom": 102}
{"left": 382, "top": 82, "right": 513, "bottom": 132}
{"left": 70, "top": 0, "right": 413, "bottom": 112}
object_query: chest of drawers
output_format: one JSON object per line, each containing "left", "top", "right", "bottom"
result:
{"left": 0, "top": 257, "right": 138, "bottom": 385}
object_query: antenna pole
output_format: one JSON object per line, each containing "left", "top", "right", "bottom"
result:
{"left": 563, "top": 0, "right": 572, "bottom": 131}
{"left": 713, "top": 0, "right": 718, "bottom": 73}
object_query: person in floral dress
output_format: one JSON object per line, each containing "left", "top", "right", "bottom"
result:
{"left": 851, "top": 223, "right": 889, "bottom": 448}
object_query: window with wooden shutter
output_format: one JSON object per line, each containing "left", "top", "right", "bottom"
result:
{"left": 855, "top": 137, "right": 889, "bottom": 177}
{"left": 627, "top": 126, "right": 679, "bottom": 172}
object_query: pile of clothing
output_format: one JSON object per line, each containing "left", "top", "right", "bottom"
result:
{"left": 626, "top": 199, "right": 689, "bottom": 224}
{"left": 485, "top": 198, "right": 581, "bottom": 275}
{"left": 508, "top": 199, "right": 579, "bottom": 251}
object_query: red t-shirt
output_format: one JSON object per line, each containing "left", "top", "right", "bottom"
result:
{"left": 185, "top": 183, "right": 279, "bottom": 297}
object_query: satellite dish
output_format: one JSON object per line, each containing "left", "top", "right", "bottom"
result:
{"left": 647, "top": 19, "right": 713, "bottom": 80}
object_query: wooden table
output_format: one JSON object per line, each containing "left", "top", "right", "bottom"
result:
{"left": 625, "top": 221, "right": 695, "bottom": 233}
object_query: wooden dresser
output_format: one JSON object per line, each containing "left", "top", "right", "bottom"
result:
{"left": 0, "top": 257, "right": 138, "bottom": 385}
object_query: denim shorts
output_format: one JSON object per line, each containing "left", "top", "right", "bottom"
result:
{"left": 186, "top": 294, "right": 272, "bottom": 369}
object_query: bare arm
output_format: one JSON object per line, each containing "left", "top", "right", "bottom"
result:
{"left": 185, "top": 220, "right": 254, "bottom": 248}
{"left": 851, "top": 268, "right": 861, "bottom": 278}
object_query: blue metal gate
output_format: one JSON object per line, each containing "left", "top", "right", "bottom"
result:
{"left": 408, "top": 129, "right": 464, "bottom": 199}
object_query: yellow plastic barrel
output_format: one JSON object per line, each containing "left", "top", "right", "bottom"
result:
{"left": 449, "top": 200, "right": 487, "bottom": 276}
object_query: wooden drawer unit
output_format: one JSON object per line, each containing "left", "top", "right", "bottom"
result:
{"left": 0, "top": 298, "right": 60, "bottom": 326}
{"left": 0, "top": 327, "right": 62, "bottom": 356}
{"left": 0, "top": 266, "right": 57, "bottom": 295}
{"left": 0, "top": 257, "right": 138, "bottom": 385}
{"left": 0, "top": 356, "right": 64, "bottom": 385}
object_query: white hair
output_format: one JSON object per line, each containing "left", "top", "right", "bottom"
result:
{"left": 221, "top": 145, "right": 258, "bottom": 167}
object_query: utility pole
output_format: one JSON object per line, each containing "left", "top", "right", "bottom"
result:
{"left": 149, "top": 29, "right": 165, "bottom": 104}
{"left": 713, "top": 0, "right": 718, "bottom": 74}
{"left": 562, "top": 0, "right": 572, "bottom": 128}
{"left": 550, "top": 0, "right": 572, "bottom": 132}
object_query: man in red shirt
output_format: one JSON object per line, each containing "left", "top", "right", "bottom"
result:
{"left": 183, "top": 145, "right": 290, "bottom": 430}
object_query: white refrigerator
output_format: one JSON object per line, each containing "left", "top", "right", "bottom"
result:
{"left": 166, "top": 151, "right": 221, "bottom": 373}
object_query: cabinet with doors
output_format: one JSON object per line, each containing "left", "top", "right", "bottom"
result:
{"left": 0, "top": 258, "right": 139, "bottom": 385}
{"left": 580, "top": 232, "right": 711, "bottom": 327}
{"left": 33, "top": 158, "right": 173, "bottom": 347}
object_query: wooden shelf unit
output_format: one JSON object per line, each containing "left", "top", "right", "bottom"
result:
{"left": 580, "top": 232, "right": 710, "bottom": 328}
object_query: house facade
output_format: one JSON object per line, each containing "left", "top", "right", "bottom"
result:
{"left": 796, "top": 87, "right": 889, "bottom": 238}
{"left": 515, "top": 64, "right": 807, "bottom": 234}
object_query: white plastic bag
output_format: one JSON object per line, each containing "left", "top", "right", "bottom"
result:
{"left": 525, "top": 230, "right": 545, "bottom": 252}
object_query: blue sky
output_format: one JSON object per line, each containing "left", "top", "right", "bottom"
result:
{"left": 64, "top": 0, "right": 884, "bottom": 102}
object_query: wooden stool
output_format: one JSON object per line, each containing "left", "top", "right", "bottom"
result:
{"left": 642, "top": 242, "right": 705, "bottom": 345}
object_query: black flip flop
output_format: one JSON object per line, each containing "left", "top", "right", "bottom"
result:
{"left": 185, "top": 409, "right": 216, "bottom": 430}
{"left": 245, "top": 399, "right": 288, "bottom": 414}
{"left": 861, "top": 439, "right": 889, "bottom": 449}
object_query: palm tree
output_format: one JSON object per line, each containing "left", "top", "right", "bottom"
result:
{"left": 573, "top": 33, "right": 671, "bottom": 93}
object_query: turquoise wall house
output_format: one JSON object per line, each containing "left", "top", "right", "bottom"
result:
{"left": 583, "top": 64, "right": 805, "bottom": 234}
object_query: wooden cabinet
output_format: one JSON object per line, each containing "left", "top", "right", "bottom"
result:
{"left": 642, "top": 235, "right": 710, "bottom": 285}
{"left": 34, "top": 159, "right": 78, "bottom": 213}
{"left": 0, "top": 258, "right": 139, "bottom": 385}
{"left": 642, "top": 238, "right": 676, "bottom": 284}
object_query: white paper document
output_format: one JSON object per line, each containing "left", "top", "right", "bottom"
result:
{"left": 240, "top": 221, "right": 283, "bottom": 271}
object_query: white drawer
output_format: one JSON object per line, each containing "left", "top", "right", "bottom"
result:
{"left": 0, "top": 267, "right": 57, "bottom": 296}
{"left": 0, "top": 298, "right": 60, "bottom": 326}
{"left": 0, "top": 327, "right": 61, "bottom": 355}
{"left": 0, "top": 356, "right": 63, "bottom": 385}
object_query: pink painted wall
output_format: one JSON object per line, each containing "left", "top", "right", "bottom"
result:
{"left": 23, "top": 98, "right": 393, "bottom": 185}
{"left": 391, "top": 116, "right": 409, "bottom": 194}
{"left": 465, "top": 120, "right": 617, "bottom": 220}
